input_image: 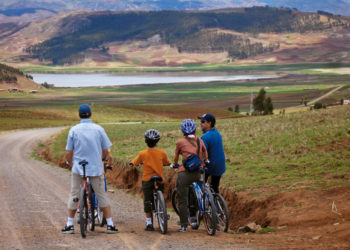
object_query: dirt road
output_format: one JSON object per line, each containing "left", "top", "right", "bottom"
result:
{"left": 0, "top": 128, "right": 245, "bottom": 249}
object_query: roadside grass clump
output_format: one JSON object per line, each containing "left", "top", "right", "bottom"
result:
{"left": 47, "top": 105, "right": 350, "bottom": 196}
{"left": 258, "top": 226, "right": 277, "bottom": 234}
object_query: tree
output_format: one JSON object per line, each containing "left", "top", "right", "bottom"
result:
{"left": 253, "top": 88, "right": 274, "bottom": 115}
{"left": 234, "top": 104, "right": 240, "bottom": 113}
{"left": 314, "top": 102, "right": 323, "bottom": 109}
{"left": 253, "top": 88, "right": 266, "bottom": 114}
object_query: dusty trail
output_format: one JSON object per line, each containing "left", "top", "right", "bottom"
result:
{"left": 0, "top": 128, "right": 246, "bottom": 249}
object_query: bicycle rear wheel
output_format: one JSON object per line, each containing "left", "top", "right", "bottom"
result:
{"left": 79, "top": 188, "right": 88, "bottom": 238}
{"left": 88, "top": 185, "right": 95, "bottom": 231}
{"left": 156, "top": 191, "right": 168, "bottom": 234}
{"left": 214, "top": 193, "right": 229, "bottom": 232}
{"left": 171, "top": 188, "right": 180, "bottom": 215}
{"left": 203, "top": 187, "right": 217, "bottom": 236}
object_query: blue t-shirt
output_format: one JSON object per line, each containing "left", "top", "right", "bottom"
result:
{"left": 66, "top": 119, "right": 112, "bottom": 176}
{"left": 201, "top": 128, "right": 226, "bottom": 176}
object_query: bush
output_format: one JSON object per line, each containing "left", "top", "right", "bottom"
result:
{"left": 314, "top": 102, "right": 323, "bottom": 109}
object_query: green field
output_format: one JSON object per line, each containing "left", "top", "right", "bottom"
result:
{"left": 46, "top": 105, "right": 350, "bottom": 196}
{"left": 1, "top": 73, "right": 349, "bottom": 112}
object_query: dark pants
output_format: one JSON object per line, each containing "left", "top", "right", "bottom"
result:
{"left": 205, "top": 174, "right": 222, "bottom": 193}
{"left": 176, "top": 170, "right": 201, "bottom": 227}
{"left": 142, "top": 181, "right": 164, "bottom": 213}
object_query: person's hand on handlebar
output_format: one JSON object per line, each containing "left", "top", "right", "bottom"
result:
{"left": 170, "top": 163, "right": 180, "bottom": 169}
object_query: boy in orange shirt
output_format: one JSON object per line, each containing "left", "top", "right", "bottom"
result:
{"left": 130, "top": 129, "right": 171, "bottom": 231}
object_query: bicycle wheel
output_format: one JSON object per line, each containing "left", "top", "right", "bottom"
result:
{"left": 214, "top": 193, "right": 229, "bottom": 232}
{"left": 79, "top": 188, "right": 88, "bottom": 238}
{"left": 171, "top": 188, "right": 180, "bottom": 215}
{"left": 203, "top": 187, "right": 217, "bottom": 236}
{"left": 88, "top": 185, "right": 95, "bottom": 231}
{"left": 156, "top": 191, "right": 168, "bottom": 234}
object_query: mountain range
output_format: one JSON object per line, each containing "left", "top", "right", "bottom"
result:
{"left": 0, "top": 0, "right": 350, "bottom": 17}
{"left": 0, "top": 6, "right": 346, "bottom": 66}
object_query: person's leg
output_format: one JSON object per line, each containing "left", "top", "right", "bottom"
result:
{"left": 176, "top": 172, "right": 190, "bottom": 228}
{"left": 62, "top": 173, "right": 81, "bottom": 233}
{"left": 142, "top": 181, "right": 154, "bottom": 230}
{"left": 210, "top": 175, "right": 222, "bottom": 193}
{"left": 176, "top": 171, "right": 201, "bottom": 231}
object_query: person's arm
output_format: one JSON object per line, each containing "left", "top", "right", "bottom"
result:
{"left": 173, "top": 142, "right": 180, "bottom": 165}
{"left": 65, "top": 150, "right": 73, "bottom": 167}
{"left": 163, "top": 152, "right": 171, "bottom": 166}
{"left": 131, "top": 153, "right": 142, "bottom": 166}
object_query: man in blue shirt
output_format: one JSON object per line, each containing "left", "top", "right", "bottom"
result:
{"left": 61, "top": 104, "right": 118, "bottom": 234}
{"left": 198, "top": 113, "right": 226, "bottom": 193}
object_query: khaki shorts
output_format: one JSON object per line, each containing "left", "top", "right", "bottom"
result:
{"left": 68, "top": 173, "right": 110, "bottom": 210}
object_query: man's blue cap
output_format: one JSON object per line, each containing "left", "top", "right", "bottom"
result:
{"left": 197, "top": 113, "right": 216, "bottom": 125}
{"left": 79, "top": 104, "right": 91, "bottom": 115}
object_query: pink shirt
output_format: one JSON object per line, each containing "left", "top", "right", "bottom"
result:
{"left": 175, "top": 137, "right": 207, "bottom": 172}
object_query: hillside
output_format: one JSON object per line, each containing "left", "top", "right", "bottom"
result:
{"left": 18, "top": 7, "right": 350, "bottom": 65}
{"left": 0, "top": 63, "right": 41, "bottom": 90}
{"left": 1, "top": 0, "right": 350, "bottom": 16}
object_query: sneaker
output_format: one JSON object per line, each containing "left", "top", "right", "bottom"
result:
{"left": 144, "top": 224, "right": 154, "bottom": 231}
{"left": 178, "top": 226, "right": 187, "bottom": 232}
{"left": 107, "top": 225, "right": 119, "bottom": 234}
{"left": 61, "top": 225, "right": 74, "bottom": 234}
{"left": 190, "top": 217, "right": 198, "bottom": 228}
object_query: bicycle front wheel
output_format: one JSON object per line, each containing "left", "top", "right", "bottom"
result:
{"left": 203, "top": 188, "right": 217, "bottom": 236}
{"left": 79, "top": 188, "right": 88, "bottom": 238}
{"left": 88, "top": 185, "right": 95, "bottom": 231}
{"left": 214, "top": 193, "right": 229, "bottom": 232}
{"left": 156, "top": 191, "right": 168, "bottom": 234}
{"left": 171, "top": 188, "right": 180, "bottom": 215}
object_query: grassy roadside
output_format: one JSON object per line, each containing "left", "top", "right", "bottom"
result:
{"left": 46, "top": 105, "right": 350, "bottom": 197}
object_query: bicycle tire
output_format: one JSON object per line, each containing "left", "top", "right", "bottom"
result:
{"left": 203, "top": 187, "right": 217, "bottom": 236}
{"left": 214, "top": 193, "right": 229, "bottom": 232}
{"left": 155, "top": 191, "right": 168, "bottom": 234}
{"left": 88, "top": 185, "right": 95, "bottom": 231}
{"left": 171, "top": 188, "right": 180, "bottom": 215}
{"left": 79, "top": 188, "right": 88, "bottom": 238}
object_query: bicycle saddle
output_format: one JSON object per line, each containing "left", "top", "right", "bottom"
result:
{"left": 79, "top": 160, "right": 89, "bottom": 166}
{"left": 150, "top": 176, "right": 163, "bottom": 182}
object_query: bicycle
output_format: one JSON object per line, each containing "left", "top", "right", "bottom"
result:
{"left": 129, "top": 163, "right": 169, "bottom": 234}
{"left": 150, "top": 175, "right": 169, "bottom": 234}
{"left": 171, "top": 166, "right": 217, "bottom": 236}
{"left": 78, "top": 160, "right": 96, "bottom": 238}
{"left": 211, "top": 189, "right": 229, "bottom": 232}
{"left": 92, "top": 159, "right": 112, "bottom": 228}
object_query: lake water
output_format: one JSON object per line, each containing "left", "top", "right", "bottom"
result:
{"left": 32, "top": 73, "right": 279, "bottom": 87}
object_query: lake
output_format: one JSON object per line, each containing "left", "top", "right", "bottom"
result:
{"left": 32, "top": 73, "right": 279, "bottom": 87}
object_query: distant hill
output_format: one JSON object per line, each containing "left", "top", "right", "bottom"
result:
{"left": 0, "top": 63, "right": 41, "bottom": 90}
{"left": 0, "top": 0, "right": 349, "bottom": 17}
{"left": 22, "top": 7, "right": 350, "bottom": 65}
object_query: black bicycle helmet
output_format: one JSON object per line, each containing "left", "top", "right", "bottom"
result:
{"left": 145, "top": 129, "right": 160, "bottom": 147}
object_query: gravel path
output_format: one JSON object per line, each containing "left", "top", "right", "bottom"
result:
{"left": 0, "top": 128, "right": 249, "bottom": 249}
